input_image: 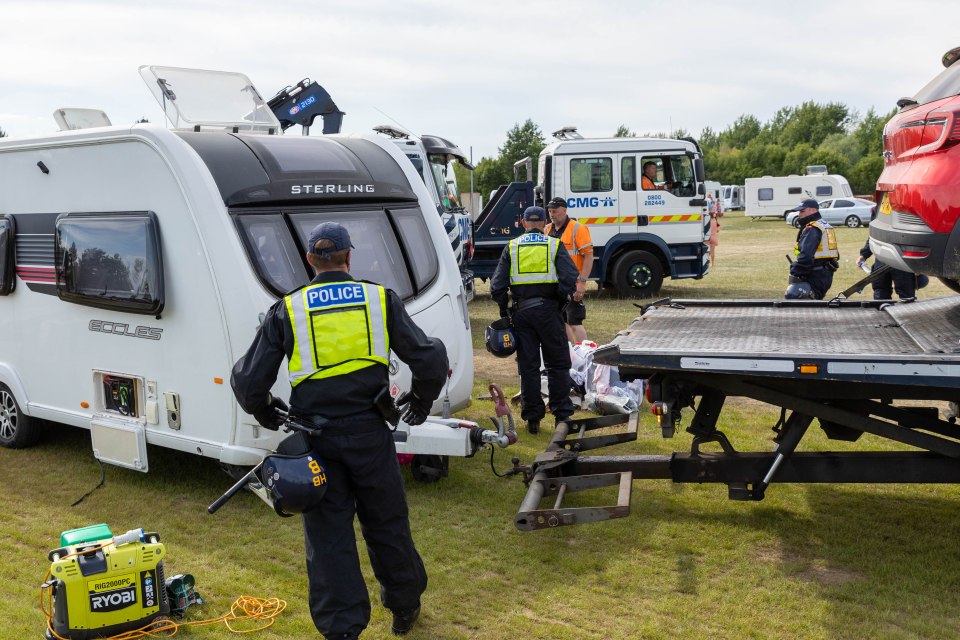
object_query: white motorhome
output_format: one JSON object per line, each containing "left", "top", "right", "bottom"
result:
{"left": 722, "top": 184, "right": 744, "bottom": 210}
{"left": 745, "top": 173, "right": 853, "bottom": 219}
{"left": 373, "top": 127, "right": 475, "bottom": 300}
{"left": 0, "top": 66, "right": 474, "bottom": 473}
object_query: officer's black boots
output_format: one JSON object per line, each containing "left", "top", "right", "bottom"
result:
{"left": 391, "top": 606, "right": 421, "bottom": 635}
{"left": 526, "top": 420, "right": 540, "bottom": 434}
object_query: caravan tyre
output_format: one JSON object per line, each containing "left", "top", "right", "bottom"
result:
{"left": 612, "top": 250, "right": 664, "bottom": 298}
{"left": 0, "top": 383, "right": 40, "bottom": 449}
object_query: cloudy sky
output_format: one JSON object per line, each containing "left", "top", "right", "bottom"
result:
{"left": 1, "top": 0, "right": 956, "bottom": 159}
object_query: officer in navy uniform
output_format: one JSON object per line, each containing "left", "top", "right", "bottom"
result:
{"left": 231, "top": 222, "right": 448, "bottom": 640}
{"left": 788, "top": 198, "right": 839, "bottom": 300}
{"left": 491, "top": 206, "right": 579, "bottom": 434}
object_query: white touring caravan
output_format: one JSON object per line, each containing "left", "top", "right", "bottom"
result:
{"left": 0, "top": 66, "right": 475, "bottom": 475}
{"left": 722, "top": 184, "right": 744, "bottom": 210}
{"left": 745, "top": 173, "right": 853, "bottom": 219}
{"left": 704, "top": 180, "right": 722, "bottom": 201}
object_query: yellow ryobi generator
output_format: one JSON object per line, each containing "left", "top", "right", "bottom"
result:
{"left": 43, "top": 524, "right": 170, "bottom": 640}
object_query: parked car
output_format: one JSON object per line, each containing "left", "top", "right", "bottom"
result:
{"left": 868, "top": 44, "right": 960, "bottom": 290}
{"left": 786, "top": 198, "right": 875, "bottom": 228}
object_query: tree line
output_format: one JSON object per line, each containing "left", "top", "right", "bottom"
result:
{"left": 456, "top": 102, "right": 895, "bottom": 200}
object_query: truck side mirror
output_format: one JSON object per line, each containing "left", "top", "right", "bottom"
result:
{"left": 698, "top": 184, "right": 705, "bottom": 195}
{"left": 694, "top": 157, "right": 705, "bottom": 182}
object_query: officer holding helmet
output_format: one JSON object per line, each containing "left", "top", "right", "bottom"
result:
{"left": 490, "top": 206, "right": 579, "bottom": 434}
{"left": 231, "top": 221, "right": 448, "bottom": 640}
{"left": 786, "top": 198, "right": 839, "bottom": 300}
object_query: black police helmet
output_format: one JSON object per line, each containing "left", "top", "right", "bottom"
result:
{"left": 784, "top": 281, "right": 815, "bottom": 300}
{"left": 485, "top": 317, "right": 517, "bottom": 358}
{"left": 258, "top": 452, "right": 328, "bottom": 517}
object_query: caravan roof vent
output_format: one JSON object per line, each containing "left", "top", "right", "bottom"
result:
{"left": 139, "top": 65, "right": 281, "bottom": 134}
{"left": 53, "top": 108, "right": 112, "bottom": 131}
{"left": 806, "top": 165, "right": 828, "bottom": 175}
{"left": 552, "top": 126, "right": 583, "bottom": 141}
{"left": 373, "top": 125, "right": 411, "bottom": 139}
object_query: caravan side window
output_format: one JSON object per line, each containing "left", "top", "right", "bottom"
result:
{"left": 570, "top": 158, "right": 613, "bottom": 192}
{"left": 816, "top": 185, "right": 833, "bottom": 197}
{"left": 788, "top": 187, "right": 802, "bottom": 195}
{"left": 0, "top": 215, "right": 15, "bottom": 295}
{"left": 55, "top": 212, "right": 164, "bottom": 315}
{"left": 758, "top": 188, "right": 774, "bottom": 201}
{"left": 391, "top": 207, "right": 439, "bottom": 292}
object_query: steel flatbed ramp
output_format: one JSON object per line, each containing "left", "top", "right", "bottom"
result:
{"left": 515, "top": 297, "right": 960, "bottom": 530}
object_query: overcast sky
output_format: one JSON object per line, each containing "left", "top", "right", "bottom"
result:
{"left": 1, "top": 0, "right": 957, "bottom": 159}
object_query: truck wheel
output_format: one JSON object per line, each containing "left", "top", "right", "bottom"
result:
{"left": 845, "top": 215, "right": 862, "bottom": 228}
{"left": 0, "top": 383, "right": 40, "bottom": 448}
{"left": 612, "top": 250, "right": 664, "bottom": 298}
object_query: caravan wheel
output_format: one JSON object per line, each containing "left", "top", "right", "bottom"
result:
{"left": 0, "top": 383, "right": 40, "bottom": 448}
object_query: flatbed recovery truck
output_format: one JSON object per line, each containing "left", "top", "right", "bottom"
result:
{"left": 515, "top": 296, "right": 960, "bottom": 531}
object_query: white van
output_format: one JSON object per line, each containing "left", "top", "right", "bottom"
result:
{"left": 0, "top": 66, "right": 473, "bottom": 471}
{"left": 745, "top": 174, "right": 853, "bottom": 219}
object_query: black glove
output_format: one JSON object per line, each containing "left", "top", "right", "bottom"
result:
{"left": 253, "top": 394, "right": 289, "bottom": 431}
{"left": 395, "top": 390, "right": 430, "bottom": 426}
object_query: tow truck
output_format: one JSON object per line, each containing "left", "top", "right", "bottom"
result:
{"left": 515, "top": 295, "right": 960, "bottom": 530}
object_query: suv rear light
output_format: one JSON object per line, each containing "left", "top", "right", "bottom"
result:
{"left": 918, "top": 107, "right": 960, "bottom": 152}
{"left": 902, "top": 246, "right": 931, "bottom": 258}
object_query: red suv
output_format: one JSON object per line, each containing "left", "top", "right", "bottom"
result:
{"left": 869, "top": 45, "right": 960, "bottom": 288}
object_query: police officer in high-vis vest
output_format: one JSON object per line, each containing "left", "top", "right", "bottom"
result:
{"left": 787, "top": 198, "right": 840, "bottom": 299}
{"left": 491, "top": 206, "right": 579, "bottom": 434}
{"left": 231, "top": 222, "right": 448, "bottom": 640}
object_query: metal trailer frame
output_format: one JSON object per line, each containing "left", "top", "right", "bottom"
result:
{"left": 515, "top": 297, "right": 960, "bottom": 531}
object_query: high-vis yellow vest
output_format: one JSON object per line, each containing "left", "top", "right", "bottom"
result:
{"left": 794, "top": 219, "right": 839, "bottom": 260}
{"left": 285, "top": 281, "right": 390, "bottom": 387}
{"left": 508, "top": 233, "right": 561, "bottom": 285}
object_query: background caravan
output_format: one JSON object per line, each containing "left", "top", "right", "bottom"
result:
{"left": 745, "top": 173, "right": 853, "bottom": 219}
{"left": 0, "top": 66, "right": 473, "bottom": 478}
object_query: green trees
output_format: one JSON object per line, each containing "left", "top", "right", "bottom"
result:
{"left": 700, "top": 102, "right": 896, "bottom": 194}
{"left": 460, "top": 103, "right": 896, "bottom": 201}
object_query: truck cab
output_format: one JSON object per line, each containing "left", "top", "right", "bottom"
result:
{"left": 472, "top": 129, "right": 709, "bottom": 298}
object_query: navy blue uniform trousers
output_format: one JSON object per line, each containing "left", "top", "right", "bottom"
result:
{"left": 303, "top": 420, "right": 426, "bottom": 639}
{"left": 512, "top": 300, "right": 574, "bottom": 423}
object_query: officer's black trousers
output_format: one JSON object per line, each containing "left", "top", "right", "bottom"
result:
{"left": 872, "top": 263, "right": 921, "bottom": 300}
{"left": 513, "top": 301, "right": 574, "bottom": 423}
{"left": 303, "top": 421, "right": 426, "bottom": 639}
{"left": 807, "top": 270, "right": 834, "bottom": 300}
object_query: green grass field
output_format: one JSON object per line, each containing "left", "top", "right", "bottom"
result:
{"left": 4, "top": 212, "right": 959, "bottom": 639}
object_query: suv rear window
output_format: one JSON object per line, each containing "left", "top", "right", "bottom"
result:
{"left": 912, "top": 61, "right": 960, "bottom": 106}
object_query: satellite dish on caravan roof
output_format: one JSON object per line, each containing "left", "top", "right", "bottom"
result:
{"left": 53, "top": 108, "right": 112, "bottom": 131}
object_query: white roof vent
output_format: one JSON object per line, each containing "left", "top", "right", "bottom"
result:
{"left": 552, "top": 125, "right": 583, "bottom": 140}
{"left": 53, "top": 108, "right": 112, "bottom": 131}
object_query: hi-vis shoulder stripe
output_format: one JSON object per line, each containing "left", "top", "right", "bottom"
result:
{"left": 577, "top": 215, "right": 700, "bottom": 224}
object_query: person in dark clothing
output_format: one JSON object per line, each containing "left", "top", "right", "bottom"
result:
{"left": 787, "top": 198, "right": 839, "bottom": 300}
{"left": 857, "top": 214, "right": 929, "bottom": 299}
{"left": 490, "top": 206, "right": 579, "bottom": 434}
{"left": 231, "top": 222, "right": 448, "bottom": 640}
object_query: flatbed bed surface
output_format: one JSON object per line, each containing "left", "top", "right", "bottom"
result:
{"left": 594, "top": 296, "right": 960, "bottom": 391}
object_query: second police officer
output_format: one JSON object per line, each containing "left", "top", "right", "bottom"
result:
{"left": 786, "top": 198, "right": 840, "bottom": 300}
{"left": 491, "top": 206, "right": 579, "bottom": 434}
